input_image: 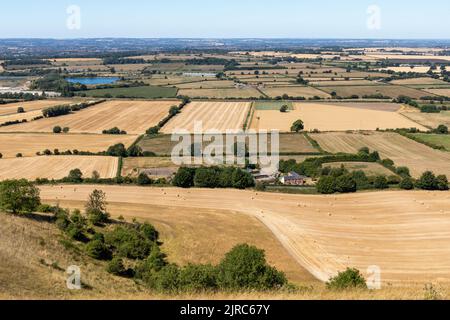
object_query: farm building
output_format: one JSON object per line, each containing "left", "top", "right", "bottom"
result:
{"left": 280, "top": 172, "right": 307, "bottom": 185}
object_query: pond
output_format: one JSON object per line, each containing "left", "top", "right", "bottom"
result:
{"left": 66, "top": 77, "right": 120, "bottom": 85}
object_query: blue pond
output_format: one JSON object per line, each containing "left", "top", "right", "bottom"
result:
{"left": 66, "top": 77, "right": 120, "bottom": 85}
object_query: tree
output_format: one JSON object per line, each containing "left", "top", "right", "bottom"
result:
{"left": 127, "top": 145, "right": 143, "bottom": 157}
{"left": 279, "top": 105, "right": 288, "bottom": 113}
{"left": 335, "top": 175, "right": 357, "bottom": 193}
{"left": 416, "top": 171, "right": 438, "bottom": 190}
{"left": 217, "top": 244, "right": 287, "bottom": 290}
{"left": 399, "top": 177, "right": 415, "bottom": 190}
{"left": 91, "top": 170, "right": 100, "bottom": 181}
{"left": 63, "top": 127, "right": 70, "bottom": 133}
{"left": 137, "top": 173, "right": 153, "bottom": 185}
{"left": 106, "top": 143, "right": 127, "bottom": 157}
{"left": 146, "top": 126, "right": 160, "bottom": 135}
{"left": 436, "top": 175, "right": 449, "bottom": 191}
{"left": 169, "top": 105, "right": 180, "bottom": 116}
{"left": 17, "top": 107, "right": 25, "bottom": 113}
{"left": 53, "top": 126, "right": 62, "bottom": 134}
{"left": 0, "top": 179, "right": 41, "bottom": 213}
{"left": 107, "top": 256, "right": 127, "bottom": 276}
{"left": 86, "top": 237, "right": 112, "bottom": 260}
{"left": 317, "top": 176, "right": 337, "bottom": 194}
{"left": 436, "top": 124, "right": 449, "bottom": 134}
{"left": 290, "top": 119, "right": 304, "bottom": 132}
{"left": 373, "top": 176, "right": 389, "bottom": 189}
{"left": 231, "top": 168, "right": 255, "bottom": 189}
{"left": 172, "top": 167, "right": 196, "bottom": 188}
{"left": 326, "top": 268, "right": 367, "bottom": 290}
{"left": 85, "top": 189, "right": 109, "bottom": 225}
{"left": 396, "top": 166, "right": 411, "bottom": 178}
{"left": 67, "top": 168, "right": 83, "bottom": 183}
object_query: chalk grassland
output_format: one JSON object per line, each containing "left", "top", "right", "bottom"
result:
{"left": 324, "top": 162, "right": 395, "bottom": 176}
{"left": 0, "top": 156, "right": 118, "bottom": 180}
{"left": 39, "top": 185, "right": 450, "bottom": 285}
{"left": 401, "top": 109, "right": 450, "bottom": 129}
{"left": 410, "top": 133, "right": 450, "bottom": 152}
{"left": 311, "top": 131, "right": 450, "bottom": 177}
{"left": 260, "top": 86, "right": 331, "bottom": 98}
{"left": 82, "top": 86, "right": 178, "bottom": 99}
{"left": 177, "top": 88, "right": 261, "bottom": 98}
{"left": 319, "top": 85, "right": 429, "bottom": 99}
{"left": 423, "top": 88, "right": 450, "bottom": 97}
{"left": 0, "top": 100, "right": 177, "bottom": 134}
{"left": 161, "top": 101, "right": 251, "bottom": 133}
{"left": 138, "top": 133, "right": 317, "bottom": 156}
{"left": 249, "top": 103, "right": 426, "bottom": 132}
{"left": 0, "top": 100, "right": 73, "bottom": 117}
{"left": 0, "top": 133, "right": 137, "bottom": 158}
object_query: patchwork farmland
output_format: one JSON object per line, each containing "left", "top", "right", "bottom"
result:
{"left": 311, "top": 131, "right": 450, "bottom": 177}
{"left": 0, "top": 100, "right": 177, "bottom": 134}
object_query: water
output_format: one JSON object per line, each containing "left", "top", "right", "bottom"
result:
{"left": 66, "top": 77, "right": 120, "bottom": 85}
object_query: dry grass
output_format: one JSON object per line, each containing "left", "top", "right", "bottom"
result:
{"left": 39, "top": 185, "right": 450, "bottom": 286}
{"left": 0, "top": 156, "right": 118, "bottom": 180}
{"left": 0, "top": 133, "right": 137, "bottom": 158}
{"left": 249, "top": 103, "right": 426, "bottom": 132}
{"left": 261, "top": 86, "right": 331, "bottom": 98}
{"left": 391, "top": 78, "right": 448, "bottom": 85}
{"left": 0, "top": 100, "right": 177, "bottom": 134}
{"left": 311, "top": 131, "right": 450, "bottom": 177}
{"left": 423, "top": 88, "right": 450, "bottom": 97}
{"left": 162, "top": 101, "right": 251, "bottom": 133}
{"left": 401, "top": 109, "right": 450, "bottom": 129}
{"left": 174, "top": 80, "right": 236, "bottom": 89}
{"left": 121, "top": 157, "right": 179, "bottom": 176}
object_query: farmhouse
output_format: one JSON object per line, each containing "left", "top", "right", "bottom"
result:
{"left": 280, "top": 172, "right": 307, "bottom": 185}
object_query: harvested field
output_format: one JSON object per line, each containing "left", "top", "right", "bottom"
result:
{"left": 324, "top": 162, "right": 394, "bottom": 176}
{"left": 162, "top": 101, "right": 251, "bottom": 133}
{"left": 391, "top": 77, "right": 448, "bottom": 86}
{"left": 0, "top": 100, "right": 177, "bottom": 134}
{"left": 250, "top": 103, "right": 426, "bottom": 132}
{"left": 173, "top": 80, "right": 236, "bottom": 89}
{"left": 260, "top": 86, "right": 331, "bottom": 98}
{"left": 178, "top": 88, "right": 261, "bottom": 98}
{"left": 39, "top": 185, "right": 450, "bottom": 284}
{"left": 0, "top": 100, "right": 72, "bottom": 117}
{"left": 0, "top": 156, "right": 118, "bottom": 180}
{"left": 0, "top": 133, "right": 137, "bottom": 158}
{"left": 320, "top": 85, "right": 429, "bottom": 99}
{"left": 377, "top": 66, "right": 436, "bottom": 73}
{"left": 423, "top": 88, "right": 450, "bottom": 97}
{"left": 311, "top": 131, "right": 450, "bottom": 177}
{"left": 83, "top": 86, "right": 178, "bottom": 99}
{"left": 401, "top": 110, "right": 450, "bottom": 129}
{"left": 121, "top": 157, "right": 179, "bottom": 177}
{"left": 311, "top": 80, "right": 376, "bottom": 86}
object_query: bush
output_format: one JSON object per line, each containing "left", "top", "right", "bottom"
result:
{"left": 436, "top": 175, "right": 449, "bottom": 191}
{"left": 178, "top": 264, "right": 218, "bottom": 292}
{"left": 63, "top": 127, "right": 70, "bottom": 133}
{"left": 316, "top": 176, "right": 337, "bottom": 194}
{"left": 326, "top": 268, "right": 367, "bottom": 290}
{"left": 217, "top": 244, "right": 287, "bottom": 290}
{"left": 290, "top": 119, "right": 304, "bottom": 132}
{"left": 396, "top": 166, "right": 411, "bottom": 178}
{"left": 373, "top": 176, "right": 389, "bottom": 189}
{"left": 102, "top": 127, "right": 127, "bottom": 135}
{"left": 127, "top": 145, "right": 143, "bottom": 157}
{"left": 416, "top": 171, "right": 438, "bottom": 190}
{"left": 335, "top": 174, "right": 357, "bottom": 193}
{"left": 106, "top": 143, "right": 128, "bottom": 157}
{"left": 86, "top": 238, "right": 112, "bottom": 260}
{"left": 17, "top": 107, "right": 25, "bottom": 113}
{"left": 107, "top": 256, "right": 127, "bottom": 276}
{"left": 43, "top": 105, "right": 71, "bottom": 118}
{"left": 399, "top": 177, "right": 415, "bottom": 190}
{"left": 53, "top": 126, "right": 62, "bottom": 134}
{"left": 0, "top": 179, "right": 41, "bottom": 213}
{"left": 435, "top": 124, "right": 449, "bottom": 134}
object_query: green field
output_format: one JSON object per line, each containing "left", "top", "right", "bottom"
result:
{"left": 410, "top": 133, "right": 450, "bottom": 151}
{"left": 81, "top": 85, "right": 178, "bottom": 99}
{"left": 254, "top": 101, "right": 294, "bottom": 110}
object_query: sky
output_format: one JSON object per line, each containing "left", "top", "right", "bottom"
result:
{"left": 0, "top": 0, "right": 449, "bottom": 39}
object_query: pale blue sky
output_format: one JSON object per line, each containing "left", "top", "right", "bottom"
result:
{"left": 0, "top": 0, "right": 449, "bottom": 39}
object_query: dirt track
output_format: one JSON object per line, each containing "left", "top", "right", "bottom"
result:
{"left": 39, "top": 185, "right": 450, "bottom": 284}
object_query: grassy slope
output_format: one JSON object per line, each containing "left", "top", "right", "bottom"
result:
{"left": 82, "top": 86, "right": 178, "bottom": 99}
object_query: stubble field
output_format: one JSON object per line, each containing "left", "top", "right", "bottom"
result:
{"left": 0, "top": 100, "right": 176, "bottom": 134}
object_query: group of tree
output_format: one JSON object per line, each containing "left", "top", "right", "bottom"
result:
{"left": 172, "top": 166, "right": 255, "bottom": 189}
{"left": 102, "top": 127, "right": 127, "bottom": 135}
{"left": 53, "top": 126, "right": 69, "bottom": 134}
